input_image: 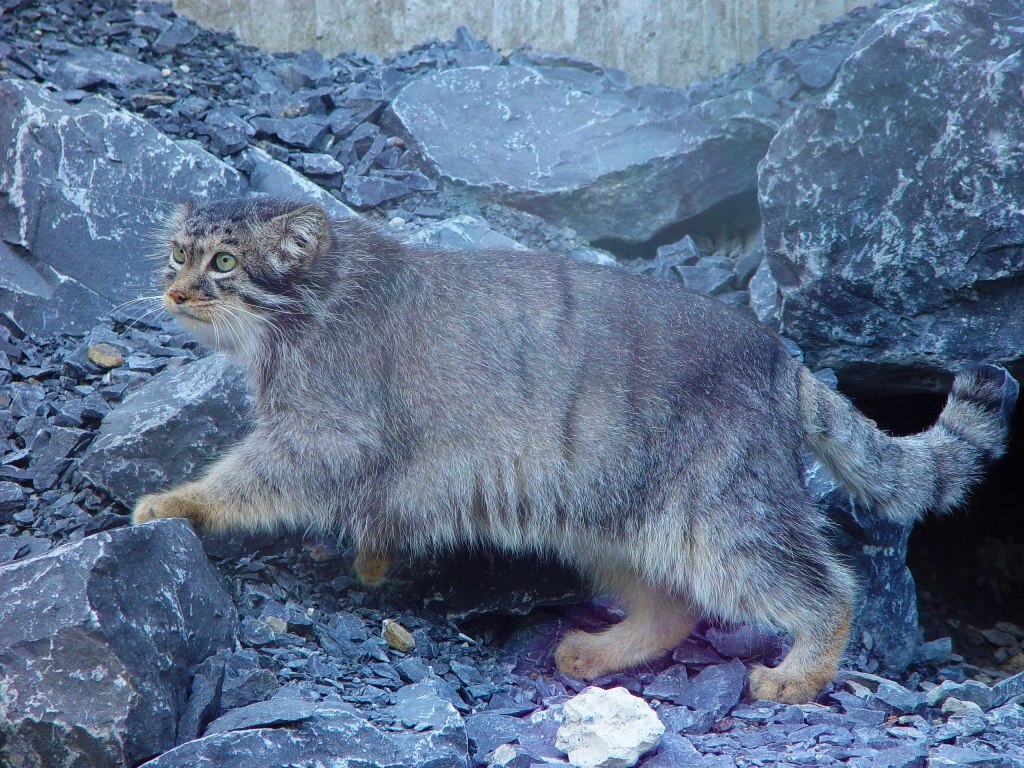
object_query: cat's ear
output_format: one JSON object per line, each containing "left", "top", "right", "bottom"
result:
{"left": 261, "top": 204, "right": 331, "bottom": 269}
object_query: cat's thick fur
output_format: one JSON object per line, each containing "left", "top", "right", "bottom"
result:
{"left": 133, "top": 197, "right": 1015, "bottom": 703}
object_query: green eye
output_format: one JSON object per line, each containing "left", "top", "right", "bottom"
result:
{"left": 171, "top": 244, "right": 186, "bottom": 264}
{"left": 213, "top": 252, "right": 237, "bottom": 272}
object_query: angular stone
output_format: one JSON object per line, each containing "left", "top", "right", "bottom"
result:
{"left": 388, "top": 65, "right": 782, "bottom": 243}
{"left": 341, "top": 174, "right": 413, "bottom": 208}
{"left": 79, "top": 354, "right": 250, "bottom": 507}
{"left": 0, "top": 520, "right": 237, "bottom": 768}
{"left": 0, "top": 79, "right": 247, "bottom": 337}
{"left": 205, "top": 697, "right": 318, "bottom": 735}
{"left": 556, "top": 686, "right": 664, "bottom": 768}
{"left": 670, "top": 659, "right": 747, "bottom": 721}
{"left": 387, "top": 681, "right": 469, "bottom": 767}
{"left": 404, "top": 215, "right": 528, "bottom": 252}
{"left": 759, "top": 0, "right": 1024, "bottom": 394}
{"left": 143, "top": 705, "right": 407, "bottom": 768}
{"left": 51, "top": 46, "right": 163, "bottom": 90}
{"left": 237, "top": 147, "right": 355, "bottom": 222}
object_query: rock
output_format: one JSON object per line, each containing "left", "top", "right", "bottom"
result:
{"left": 201, "top": 107, "right": 255, "bottom": 155}
{"left": 0, "top": 519, "right": 237, "bottom": 768}
{"left": 237, "top": 146, "right": 355, "bottom": 222}
{"left": 87, "top": 342, "right": 125, "bottom": 369}
{"left": 555, "top": 686, "right": 665, "bottom": 768}
{"left": 205, "top": 696, "right": 318, "bottom": 735}
{"left": 0, "top": 480, "right": 26, "bottom": 522}
{"left": 382, "top": 618, "right": 416, "bottom": 653}
{"left": 176, "top": 651, "right": 227, "bottom": 744}
{"left": 79, "top": 354, "right": 250, "bottom": 507}
{"left": 0, "top": 79, "right": 247, "bottom": 337}
{"left": 669, "top": 659, "right": 747, "bottom": 724}
{"left": 759, "top": 0, "right": 1024, "bottom": 394}
{"left": 465, "top": 713, "right": 522, "bottom": 757}
{"left": 926, "top": 679, "right": 995, "bottom": 711}
{"left": 50, "top": 45, "right": 163, "bottom": 90}
{"left": 250, "top": 115, "right": 330, "bottom": 151}
{"left": 387, "top": 681, "right": 470, "bottom": 767}
{"left": 387, "top": 65, "right": 782, "bottom": 244}
{"left": 405, "top": 215, "right": 529, "bottom": 252}
{"left": 142, "top": 704, "right": 408, "bottom": 768}
{"left": 341, "top": 174, "right": 413, "bottom": 208}
{"left": 152, "top": 17, "right": 200, "bottom": 54}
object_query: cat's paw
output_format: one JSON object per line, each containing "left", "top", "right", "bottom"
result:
{"left": 132, "top": 490, "right": 208, "bottom": 528}
{"left": 554, "top": 630, "right": 615, "bottom": 680}
{"left": 747, "top": 664, "right": 821, "bottom": 704}
{"left": 353, "top": 548, "right": 392, "bottom": 587}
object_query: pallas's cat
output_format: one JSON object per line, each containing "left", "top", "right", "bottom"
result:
{"left": 132, "top": 197, "right": 1015, "bottom": 703}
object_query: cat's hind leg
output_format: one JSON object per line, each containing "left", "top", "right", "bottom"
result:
{"left": 555, "top": 577, "right": 696, "bottom": 679}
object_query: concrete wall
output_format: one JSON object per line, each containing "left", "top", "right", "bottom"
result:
{"left": 172, "top": 0, "right": 866, "bottom": 88}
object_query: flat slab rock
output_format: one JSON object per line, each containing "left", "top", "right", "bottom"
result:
{"left": 387, "top": 65, "right": 781, "bottom": 244}
{"left": 759, "top": 0, "right": 1024, "bottom": 394}
{"left": 0, "top": 519, "right": 237, "bottom": 768}
{"left": 0, "top": 78, "right": 247, "bottom": 338}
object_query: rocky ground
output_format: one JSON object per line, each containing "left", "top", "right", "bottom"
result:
{"left": 1, "top": 0, "right": 1023, "bottom": 766}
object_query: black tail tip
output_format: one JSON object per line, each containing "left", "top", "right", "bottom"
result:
{"left": 958, "top": 363, "right": 1019, "bottom": 427}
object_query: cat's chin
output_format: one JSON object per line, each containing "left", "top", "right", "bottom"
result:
{"left": 174, "top": 314, "right": 245, "bottom": 357}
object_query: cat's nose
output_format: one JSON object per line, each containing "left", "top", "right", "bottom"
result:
{"left": 167, "top": 289, "right": 187, "bottom": 305}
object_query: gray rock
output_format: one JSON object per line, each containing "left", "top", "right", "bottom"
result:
{"left": 759, "top": 0, "right": 1024, "bottom": 394}
{"left": 51, "top": 46, "right": 163, "bottom": 90}
{"left": 404, "top": 215, "right": 529, "bottom": 252}
{"left": 250, "top": 116, "right": 330, "bottom": 151}
{"left": 465, "top": 712, "right": 522, "bottom": 757}
{"left": 676, "top": 264, "right": 735, "bottom": 296}
{"left": 388, "top": 680, "right": 469, "bottom": 767}
{"left": 143, "top": 704, "right": 408, "bottom": 768}
{"left": 79, "top": 354, "right": 250, "bottom": 507}
{"left": 201, "top": 107, "right": 255, "bottom": 155}
{"left": 176, "top": 651, "right": 227, "bottom": 744}
{"left": 152, "top": 17, "right": 200, "bottom": 54}
{"left": 205, "top": 697, "right": 318, "bottom": 735}
{"left": 238, "top": 146, "right": 356, "bottom": 222}
{"left": 925, "top": 679, "right": 995, "bottom": 711}
{"left": 670, "top": 659, "right": 746, "bottom": 723}
{"left": 0, "top": 480, "right": 26, "bottom": 521}
{"left": 0, "top": 519, "right": 237, "bottom": 768}
{"left": 0, "top": 79, "right": 247, "bottom": 337}
{"left": 992, "top": 669, "right": 1024, "bottom": 708}
{"left": 388, "top": 65, "right": 782, "bottom": 243}
{"left": 342, "top": 174, "right": 413, "bottom": 208}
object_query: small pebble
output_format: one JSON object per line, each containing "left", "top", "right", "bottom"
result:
{"left": 87, "top": 343, "right": 124, "bottom": 369}
{"left": 382, "top": 619, "right": 415, "bottom": 653}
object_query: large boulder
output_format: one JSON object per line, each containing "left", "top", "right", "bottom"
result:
{"left": 0, "top": 519, "right": 237, "bottom": 768}
{"left": 387, "top": 65, "right": 782, "bottom": 244}
{"left": 759, "top": 0, "right": 1024, "bottom": 395}
{"left": 80, "top": 354, "right": 250, "bottom": 507}
{"left": 0, "top": 78, "right": 248, "bottom": 338}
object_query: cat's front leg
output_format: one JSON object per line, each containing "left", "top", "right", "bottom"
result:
{"left": 131, "top": 438, "right": 288, "bottom": 534}
{"left": 133, "top": 482, "right": 218, "bottom": 529}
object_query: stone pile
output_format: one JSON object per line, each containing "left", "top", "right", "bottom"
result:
{"left": 0, "top": 0, "right": 1022, "bottom": 766}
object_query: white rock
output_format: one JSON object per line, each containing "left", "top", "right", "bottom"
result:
{"left": 555, "top": 686, "right": 665, "bottom": 768}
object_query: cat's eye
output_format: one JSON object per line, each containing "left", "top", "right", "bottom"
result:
{"left": 171, "top": 244, "right": 186, "bottom": 264}
{"left": 213, "top": 252, "right": 237, "bottom": 273}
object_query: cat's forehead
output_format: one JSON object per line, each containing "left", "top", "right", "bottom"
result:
{"left": 171, "top": 197, "right": 310, "bottom": 239}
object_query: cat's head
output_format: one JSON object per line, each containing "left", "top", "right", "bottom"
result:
{"left": 159, "top": 197, "right": 331, "bottom": 355}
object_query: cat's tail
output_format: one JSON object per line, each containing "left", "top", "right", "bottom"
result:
{"left": 798, "top": 363, "right": 1018, "bottom": 524}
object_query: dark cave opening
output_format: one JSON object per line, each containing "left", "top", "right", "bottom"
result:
{"left": 854, "top": 386, "right": 1024, "bottom": 670}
